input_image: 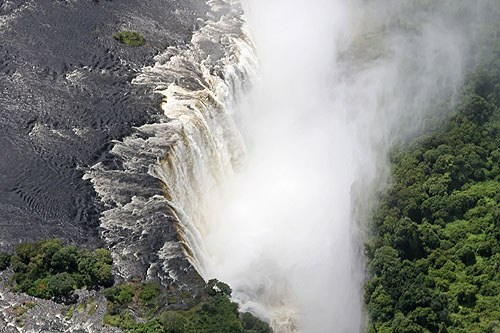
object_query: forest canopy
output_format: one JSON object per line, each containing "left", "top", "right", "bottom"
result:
{"left": 0, "top": 239, "right": 113, "bottom": 301}
{"left": 365, "top": 26, "right": 500, "bottom": 333}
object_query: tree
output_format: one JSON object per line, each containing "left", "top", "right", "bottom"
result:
{"left": 241, "top": 312, "right": 272, "bottom": 333}
{"left": 0, "top": 253, "right": 10, "bottom": 270}
{"left": 47, "top": 272, "right": 74, "bottom": 297}
{"left": 158, "top": 311, "right": 186, "bottom": 333}
{"left": 367, "top": 284, "right": 395, "bottom": 323}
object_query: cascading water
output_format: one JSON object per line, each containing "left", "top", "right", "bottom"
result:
{"left": 85, "top": 0, "right": 258, "bottom": 283}
{"left": 87, "top": 0, "right": 492, "bottom": 331}
{"left": 138, "top": 0, "right": 259, "bottom": 278}
{"left": 161, "top": 0, "right": 485, "bottom": 332}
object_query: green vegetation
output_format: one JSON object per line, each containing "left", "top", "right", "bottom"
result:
{"left": 365, "top": 30, "right": 500, "bottom": 332}
{"left": 63, "top": 305, "right": 75, "bottom": 320}
{"left": 12, "top": 305, "right": 27, "bottom": 317}
{"left": 103, "top": 278, "right": 271, "bottom": 333}
{"left": 24, "top": 300, "right": 35, "bottom": 308}
{"left": 241, "top": 312, "right": 273, "bottom": 333}
{"left": 87, "top": 299, "right": 98, "bottom": 316}
{"left": 1, "top": 239, "right": 268, "bottom": 331}
{"left": 0, "top": 252, "right": 10, "bottom": 270}
{"left": 113, "top": 31, "right": 145, "bottom": 46}
{"left": 5, "top": 239, "right": 113, "bottom": 301}
{"left": 76, "top": 302, "right": 86, "bottom": 314}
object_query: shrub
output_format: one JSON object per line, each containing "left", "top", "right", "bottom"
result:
{"left": 95, "top": 249, "right": 112, "bottom": 265}
{"left": 105, "top": 284, "right": 134, "bottom": 306}
{"left": 158, "top": 311, "right": 185, "bottom": 333}
{"left": 139, "top": 283, "right": 161, "bottom": 304}
{"left": 113, "top": 31, "right": 145, "bottom": 46}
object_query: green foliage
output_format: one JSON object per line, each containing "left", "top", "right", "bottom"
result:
{"left": 139, "top": 283, "right": 161, "bottom": 305}
{"left": 103, "top": 278, "right": 272, "bottom": 333}
{"left": 0, "top": 253, "right": 11, "bottom": 270}
{"left": 113, "top": 31, "right": 145, "bottom": 46}
{"left": 158, "top": 311, "right": 186, "bottom": 333}
{"left": 48, "top": 273, "right": 75, "bottom": 297}
{"left": 205, "top": 278, "right": 233, "bottom": 297}
{"left": 8, "top": 239, "right": 113, "bottom": 300}
{"left": 241, "top": 312, "right": 273, "bottom": 333}
{"left": 95, "top": 248, "right": 113, "bottom": 265}
{"left": 62, "top": 305, "right": 74, "bottom": 320}
{"left": 366, "top": 32, "right": 500, "bottom": 332}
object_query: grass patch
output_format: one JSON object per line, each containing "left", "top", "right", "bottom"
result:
{"left": 87, "top": 303, "right": 98, "bottom": 316}
{"left": 24, "top": 300, "right": 35, "bottom": 308}
{"left": 15, "top": 317, "right": 23, "bottom": 327}
{"left": 63, "top": 306, "right": 74, "bottom": 320}
{"left": 167, "top": 295, "right": 179, "bottom": 304}
{"left": 76, "top": 302, "right": 86, "bottom": 314}
{"left": 103, "top": 313, "right": 120, "bottom": 327}
{"left": 87, "top": 298, "right": 97, "bottom": 316}
{"left": 13, "top": 306, "right": 27, "bottom": 317}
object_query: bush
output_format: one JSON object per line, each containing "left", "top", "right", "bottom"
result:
{"left": 113, "top": 31, "right": 145, "bottom": 46}
{"left": 205, "top": 278, "right": 232, "bottom": 297}
{"left": 105, "top": 284, "right": 134, "bottom": 306}
{"left": 51, "top": 246, "right": 78, "bottom": 273}
{"left": 95, "top": 249, "right": 112, "bottom": 265}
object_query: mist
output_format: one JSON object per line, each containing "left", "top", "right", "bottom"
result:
{"left": 190, "top": 0, "right": 492, "bottom": 331}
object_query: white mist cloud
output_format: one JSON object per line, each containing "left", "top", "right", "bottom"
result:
{"left": 199, "top": 0, "right": 493, "bottom": 331}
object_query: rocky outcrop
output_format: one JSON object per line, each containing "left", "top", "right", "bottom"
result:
{"left": 0, "top": 271, "right": 120, "bottom": 333}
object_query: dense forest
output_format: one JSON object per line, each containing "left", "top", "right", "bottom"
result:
{"left": 4, "top": 239, "right": 113, "bottom": 301}
{"left": 365, "top": 27, "right": 500, "bottom": 332}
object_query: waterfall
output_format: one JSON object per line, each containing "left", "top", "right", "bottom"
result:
{"left": 85, "top": 0, "right": 490, "bottom": 331}
{"left": 138, "top": 0, "right": 259, "bottom": 277}
{"left": 85, "top": 0, "right": 258, "bottom": 283}
{"left": 178, "top": 0, "right": 484, "bottom": 331}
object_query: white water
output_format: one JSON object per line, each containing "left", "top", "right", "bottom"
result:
{"left": 84, "top": 0, "right": 258, "bottom": 283}
{"left": 86, "top": 0, "right": 491, "bottom": 331}
{"left": 193, "top": 0, "right": 487, "bottom": 332}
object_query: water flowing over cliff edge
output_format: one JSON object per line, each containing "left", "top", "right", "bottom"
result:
{"left": 85, "top": 0, "right": 257, "bottom": 288}
{"left": 86, "top": 0, "right": 496, "bottom": 332}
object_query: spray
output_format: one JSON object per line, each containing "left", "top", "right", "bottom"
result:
{"left": 199, "top": 0, "right": 489, "bottom": 331}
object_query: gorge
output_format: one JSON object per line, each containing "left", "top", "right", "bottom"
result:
{"left": 0, "top": 0, "right": 498, "bottom": 332}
